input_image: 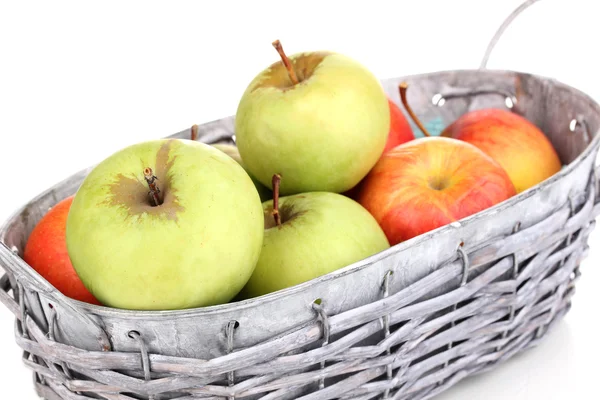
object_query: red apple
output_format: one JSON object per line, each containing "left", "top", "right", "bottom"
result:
{"left": 24, "top": 196, "right": 101, "bottom": 305}
{"left": 357, "top": 136, "right": 516, "bottom": 246}
{"left": 384, "top": 98, "right": 415, "bottom": 152}
{"left": 343, "top": 98, "right": 415, "bottom": 200}
{"left": 441, "top": 108, "right": 562, "bottom": 193}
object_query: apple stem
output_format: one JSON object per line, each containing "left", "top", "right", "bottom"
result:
{"left": 191, "top": 124, "right": 199, "bottom": 141}
{"left": 144, "top": 167, "right": 162, "bottom": 206}
{"left": 399, "top": 82, "right": 431, "bottom": 137}
{"left": 272, "top": 174, "right": 282, "bottom": 227}
{"left": 272, "top": 40, "right": 299, "bottom": 85}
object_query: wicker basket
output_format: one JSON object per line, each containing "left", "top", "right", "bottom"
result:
{"left": 2, "top": 3, "right": 600, "bottom": 400}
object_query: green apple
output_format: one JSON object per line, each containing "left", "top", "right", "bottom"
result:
{"left": 234, "top": 40, "right": 390, "bottom": 196}
{"left": 66, "top": 138, "right": 264, "bottom": 310}
{"left": 212, "top": 143, "right": 272, "bottom": 202}
{"left": 240, "top": 175, "right": 390, "bottom": 298}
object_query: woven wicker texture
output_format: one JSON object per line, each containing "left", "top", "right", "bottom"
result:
{"left": 1, "top": 176, "right": 599, "bottom": 400}
{"left": 3, "top": 2, "right": 600, "bottom": 397}
{"left": 2, "top": 67, "right": 600, "bottom": 397}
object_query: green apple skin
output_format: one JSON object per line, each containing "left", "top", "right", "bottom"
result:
{"left": 235, "top": 51, "right": 390, "bottom": 196}
{"left": 212, "top": 143, "right": 272, "bottom": 202}
{"left": 240, "top": 192, "right": 390, "bottom": 298}
{"left": 66, "top": 139, "right": 264, "bottom": 311}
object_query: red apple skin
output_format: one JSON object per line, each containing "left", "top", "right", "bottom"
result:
{"left": 344, "top": 99, "right": 415, "bottom": 200}
{"left": 357, "top": 137, "right": 517, "bottom": 246}
{"left": 23, "top": 196, "right": 101, "bottom": 305}
{"left": 441, "top": 108, "right": 562, "bottom": 194}
{"left": 384, "top": 98, "right": 415, "bottom": 153}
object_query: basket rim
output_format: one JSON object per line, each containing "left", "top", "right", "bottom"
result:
{"left": 2, "top": 67, "right": 599, "bottom": 319}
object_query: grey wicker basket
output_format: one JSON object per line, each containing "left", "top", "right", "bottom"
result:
{"left": 2, "top": 2, "right": 600, "bottom": 399}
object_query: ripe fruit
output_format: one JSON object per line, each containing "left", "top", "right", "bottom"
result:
{"left": 23, "top": 196, "right": 101, "bottom": 305}
{"left": 357, "top": 83, "right": 517, "bottom": 246}
{"left": 441, "top": 108, "right": 562, "bottom": 193}
{"left": 240, "top": 175, "right": 390, "bottom": 298}
{"left": 211, "top": 142, "right": 272, "bottom": 202}
{"left": 343, "top": 98, "right": 415, "bottom": 200}
{"left": 235, "top": 40, "right": 390, "bottom": 195}
{"left": 191, "top": 125, "right": 272, "bottom": 202}
{"left": 384, "top": 98, "right": 415, "bottom": 152}
{"left": 66, "top": 139, "right": 264, "bottom": 310}
{"left": 357, "top": 137, "right": 516, "bottom": 246}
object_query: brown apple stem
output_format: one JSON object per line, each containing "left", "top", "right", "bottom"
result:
{"left": 512, "top": 75, "right": 523, "bottom": 114}
{"left": 399, "top": 82, "right": 431, "bottom": 137}
{"left": 272, "top": 174, "right": 282, "bottom": 227}
{"left": 144, "top": 167, "right": 162, "bottom": 206}
{"left": 272, "top": 40, "right": 299, "bottom": 85}
{"left": 191, "top": 124, "right": 199, "bottom": 141}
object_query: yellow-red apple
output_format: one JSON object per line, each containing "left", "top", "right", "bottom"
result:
{"left": 343, "top": 98, "right": 415, "bottom": 201}
{"left": 441, "top": 108, "right": 562, "bottom": 193}
{"left": 357, "top": 136, "right": 516, "bottom": 246}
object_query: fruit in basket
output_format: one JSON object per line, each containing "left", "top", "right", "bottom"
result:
{"left": 384, "top": 97, "right": 415, "bottom": 152}
{"left": 343, "top": 98, "right": 415, "bottom": 200}
{"left": 357, "top": 83, "right": 517, "bottom": 246}
{"left": 234, "top": 40, "right": 390, "bottom": 196}
{"left": 23, "top": 196, "right": 101, "bottom": 305}
{"left": 65, "top": 139, "right": 265, "bottom": 310}
{"left": 191, "top": 124, "right": 272, "bottom": 201}
{"left": 440, "top": 108, "right": 562, "bottom": 193}
{"left": 211, "top": 142, "right": 272, "bottom": 202}
{"left": 240, "top": 174, "right": 390, "bottom": 298}
{"left": 357, "top": 136, "right": 516, "bottom": 245}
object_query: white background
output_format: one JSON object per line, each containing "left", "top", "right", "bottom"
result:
{"left": 1, "top": 0, "right": 599, "bottom": 398}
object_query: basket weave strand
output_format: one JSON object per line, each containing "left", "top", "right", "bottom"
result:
{"left": 2, "top": 25, "right": 600, "bottom": 393}
{"left": 2, "top": 2, "right": 600, "bottom": 397}
{"left": 1, "top": 168, "right": 598, "bottom": 399}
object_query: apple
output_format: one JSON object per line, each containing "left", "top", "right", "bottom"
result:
{"left": 384, "top": 97, "right": 415, "bottom": 152}
{"left": 66, "top": 138, "right": 264, "bottom": 310}
{"left": 240, "top": 174, "right": 390, "bottom": 298}
{"left": 343, "top": 98, "right": 415, "bottom": 200}
{"left": 440, "top": 108, "right": 562, "bottom": 193}
{"left": 234, "top": 40, "right": 390, "bottom": 196}
{"left": 211, "top": 142, "right": 272, "bottom": 202}
{"left": 23, "top": 196, "right": 101, "bottom": 305}
{"left": 356, "top": 83, "right": 517, "bottom": 246}
{"left": 357, "top": 136, "right": 516, "bottom": 246}
{"left": 191, "top": 125, "right": 271, "bottom": 201}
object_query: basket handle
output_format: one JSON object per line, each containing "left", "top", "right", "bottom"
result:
{"left": 479, "top": 0, "right": 542, "bottom": 70}
{"left": 430, "top": 0, "right": 544, "bottom": 113}
{"left": 481, "top": 0, "right": 600, "bottom": 193}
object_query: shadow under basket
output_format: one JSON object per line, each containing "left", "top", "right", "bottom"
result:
{"left": 1, "top": 69, "right": 600, "bottom": 400}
